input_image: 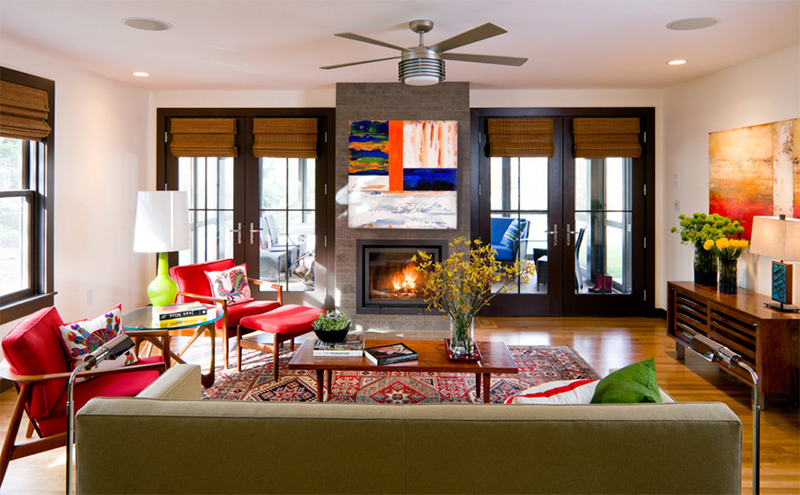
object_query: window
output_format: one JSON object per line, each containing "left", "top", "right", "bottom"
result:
{"left": 0, "top": 68, "right": 55, "bottom": 323}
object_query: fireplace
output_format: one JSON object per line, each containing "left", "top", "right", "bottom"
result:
{"left": 356, "top": 239, "right": 447, "bottom": 314}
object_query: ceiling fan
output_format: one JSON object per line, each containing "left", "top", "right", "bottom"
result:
{"left": 320, "top": 20, "right": 527, "bottom": 86}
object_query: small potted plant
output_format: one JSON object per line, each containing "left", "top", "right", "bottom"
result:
{"left": 312, "top": 310, "right": 351, "bottom": 343}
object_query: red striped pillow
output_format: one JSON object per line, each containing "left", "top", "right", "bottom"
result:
{"left": 504, "top": 379, "right": 600, "bottom": 404}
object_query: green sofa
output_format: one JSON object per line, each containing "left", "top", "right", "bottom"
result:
{"left": 76, "top": 364, "right": 742, "bottom": 494}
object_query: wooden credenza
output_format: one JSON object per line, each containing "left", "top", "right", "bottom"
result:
{"left": 667, "top": 281, "right": 800, "bottom": 400}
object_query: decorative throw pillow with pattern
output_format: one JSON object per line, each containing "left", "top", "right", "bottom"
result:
{"left": 205, "top": 264, "right": 253, "bottom": 305}
{"left": 58, "top": 304, "right": 138, "bottom": 381}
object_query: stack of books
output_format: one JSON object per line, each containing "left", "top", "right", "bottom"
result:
{"left": 364, "top": 343, "right": 418, "bottom": 365}
{"left": 152, "top": 302, "right": 208, "bottom": 328}
{"left": 312, "top": 335, "right": 364, "bottom": 357}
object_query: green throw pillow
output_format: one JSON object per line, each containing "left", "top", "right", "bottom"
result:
{"left": 590, "top": 357, "right": 662, "bottom": 404}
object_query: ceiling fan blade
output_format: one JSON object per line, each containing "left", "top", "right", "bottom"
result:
{"left": 439, "top": 52, "right": 528, "bottom": 66}
{"left": 335, "top": 32, "right": 407, "bottom": 52}
{"left": 428, "top": 23, "right": 507, "bottom": 53}
{"left": 320, "top": 56, "right": 401, "bottom": 70}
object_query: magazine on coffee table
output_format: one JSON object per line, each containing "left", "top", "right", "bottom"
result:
{"left": 364, "top": 342, "right": 418, "bottom": 365}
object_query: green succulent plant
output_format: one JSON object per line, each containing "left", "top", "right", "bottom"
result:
{"left": 312, "top": 310, "right": 351, "bottom": 331}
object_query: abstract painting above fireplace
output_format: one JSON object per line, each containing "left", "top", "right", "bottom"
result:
{"left": 348, "top": 120, "right": 457, "bottom": 229}
{"left": 356, "top": 239, "right": 448, "bottom": 314}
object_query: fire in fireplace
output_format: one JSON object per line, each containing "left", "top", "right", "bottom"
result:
{"left": 356, "top": 239, "right": 447, "bottom": 314}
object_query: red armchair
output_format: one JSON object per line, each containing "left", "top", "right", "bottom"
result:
{"left": 0, "top": 307, "right": 166, "bottom": 486}
{"left": 170, "top": 259, "right": 283, "bottom": 368}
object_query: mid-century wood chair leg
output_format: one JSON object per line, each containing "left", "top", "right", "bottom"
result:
{"left": 25, "top": 421, "right": 34, "bottom": 439}
{"left": 237, "top": 325, "right": 243, "bottom": 373}
{"left": 273, "top": 333, "right": 280, "bottom": 382}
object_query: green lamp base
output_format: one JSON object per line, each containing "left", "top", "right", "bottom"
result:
{"left": 147, "top": 252, "right": 178, "bottom": 307}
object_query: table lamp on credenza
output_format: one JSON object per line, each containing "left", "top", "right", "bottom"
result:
{"left": 749, "top": 215, "right": 800, "bottom": 312}
{"left": 133, "top": 190, "right": 191, "bottom": 306}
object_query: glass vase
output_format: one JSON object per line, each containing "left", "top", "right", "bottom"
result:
{"left": 694, "top": 243, "right": 718, "bottom": 288}
{"left": 718, "top": 258, "right": 738, "bottom": 294}
{"left": 449, "top": 315, "right": 475, "bottom": 358}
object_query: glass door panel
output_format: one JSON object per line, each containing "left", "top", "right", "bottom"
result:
{"left": 573, "top": 157, "right": 632, "bottom": 295}
{"left": 257, "top": 157, "right": 316, "bottom": 292}
{"left": 489, "top": 157, "right": 548, "bottom": 294}
{"left": 177, "top": 156, "right": 235, "bottom": 265}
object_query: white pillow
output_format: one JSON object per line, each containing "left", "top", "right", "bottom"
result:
{"left": 205, "top": 264, "right": 252, "bottom": 305}
{"left": 58, "top": 304, "right": 138, "bottom": 381}
{"left": 504, "top": 378, "right": 600, "bottom": 404}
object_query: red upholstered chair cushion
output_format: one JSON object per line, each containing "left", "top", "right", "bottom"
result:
{"left": 240, "top": 305, "right": 325, "bottom": 337}
{"left": 36, "top": 355, "right": 164, "bottom": 437}
{"left": 227, "top": 300, "right": 281, "bottom": 328}
{"left": 171, "top": 259, "right": 236, "bottom": 301}
{"left": 171, "top": 258, "right": 281, "bottom": 335}
{"left": 1, "top": 307, "right": 69, "bottom": 421}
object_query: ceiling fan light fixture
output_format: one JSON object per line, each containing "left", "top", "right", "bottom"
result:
{"left": 399, "top": 58, "right": 445, "bottom": 86}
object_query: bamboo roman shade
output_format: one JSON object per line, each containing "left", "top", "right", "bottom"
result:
{"left": 486, "top": 118, "right": 554, "bottom": 157}
{"left": 572, "top": 118, "right": 642, "bottom": 158}
{"left": 253, "top": 118, "right": 318, "bottom": 158}
{"left": 169, "top": 118, "right": 238, "bottom": 157}
{"left": 0, "top": 80, "right": 51, "bottom": 141}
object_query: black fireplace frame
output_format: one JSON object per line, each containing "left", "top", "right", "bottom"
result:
{"left": 356, "top": 239, "right": 448, "bottom": 315}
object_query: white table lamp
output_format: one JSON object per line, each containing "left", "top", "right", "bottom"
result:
{"left": 133, "top": 191, "right": 191, "bottom": 306}
{"left": 749, "top": 215, "right": 800, "bottom": 311}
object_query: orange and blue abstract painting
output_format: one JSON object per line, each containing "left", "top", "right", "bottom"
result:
{"left": 348, "top": 120, "right": 457, "bottom": 229}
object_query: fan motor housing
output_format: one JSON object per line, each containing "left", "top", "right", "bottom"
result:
{"left": 398, "top": 51, "right": 445, "bottom": 85}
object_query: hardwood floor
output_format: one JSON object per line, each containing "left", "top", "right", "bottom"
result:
{"left": 1, "top": 316, "right": 798, "bottom": 494}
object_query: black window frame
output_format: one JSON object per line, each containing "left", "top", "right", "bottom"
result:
{"left": 0, "top": 67, "right": 55, "bottom": 324}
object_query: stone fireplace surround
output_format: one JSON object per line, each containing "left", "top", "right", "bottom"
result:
{"left": 335, "top": 82, "right": 470, "bottom": 335}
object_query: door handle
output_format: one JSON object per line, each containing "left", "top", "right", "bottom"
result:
{"left": 545, "top": 224, "right": 558, "bottom": 247}
{"left": 249, "top": 223, "right": 262, "bottom": 245}
{"left": 566, "top": 224, "right": 578, "bottom": 246}
{"left": 230, "top": 222, "right": 242, "bottom": 245}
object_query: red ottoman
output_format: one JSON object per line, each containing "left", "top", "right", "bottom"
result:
{"left": 237, "top": 304, "right": 325, "bottom": 379}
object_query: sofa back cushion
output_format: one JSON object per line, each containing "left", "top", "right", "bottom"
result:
{"left": 1, "top": 306, "right": 70, "bottom": 419}
{"left": 171, "top": 258, "right": 235, "bottom": 302}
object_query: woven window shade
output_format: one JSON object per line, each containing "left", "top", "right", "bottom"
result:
{"left": 169, "top": 118, "right": 238, "bottom": 157}
{"left": 0, "top": 80, "right": 51, "bottom": 141}
{"left": 573, "top": 118, "right": 641, "bottom": 158}
{"left": 486, "top": 118, "right": 554, "bottom": 157}
{"left": 253, "top": 118, "right": 318, "bottom": 158}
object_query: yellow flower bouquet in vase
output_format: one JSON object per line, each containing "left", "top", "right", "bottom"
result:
{"left": 704, "top": 237, "right": 749, "bottom": 294}
{"left": 414, "top": 237, "right": 533, "bottom": 359}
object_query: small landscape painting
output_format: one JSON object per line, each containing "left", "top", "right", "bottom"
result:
{"left": 348, "top": 120, "right": 457, "bottom": 229}
{"left": 709, "top": 118, "right": 799, "bottom": 238}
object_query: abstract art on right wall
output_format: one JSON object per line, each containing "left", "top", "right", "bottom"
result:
{"left": 709, "top": 118, "right": 799, "bottom": 239}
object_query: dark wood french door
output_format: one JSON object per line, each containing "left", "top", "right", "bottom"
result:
{"left": 473, "top": 109, "right": 655, "bottom": 316}
{"left": 157, "top": 109, "right": 335, "bottom": 307}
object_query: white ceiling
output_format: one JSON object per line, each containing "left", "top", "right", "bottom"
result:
{"left": 1, "top": 0, "right": 798, "bottom": 92}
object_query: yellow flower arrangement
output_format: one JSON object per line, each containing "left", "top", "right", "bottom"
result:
{"left": 704, "top": 237, "right": 749, "bottom": 261}
{"left": 413, "top": 237, "right": 533, "bottom": 355}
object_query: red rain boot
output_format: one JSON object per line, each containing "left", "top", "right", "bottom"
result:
{"left": 588, "top": 275, "right": 604, "bottom": 292}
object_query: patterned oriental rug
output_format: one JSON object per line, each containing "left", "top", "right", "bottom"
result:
{"left": 202, "top": 345, "right": 598, "bottom": 404}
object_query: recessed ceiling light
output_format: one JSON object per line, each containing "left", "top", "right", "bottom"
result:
{"left": 133, "top": 72, "right": 150, "bottom": 77}
{"left": 667, "top": 60, "right": 687, "bottom": 66}
{"left": 123, "top": 18, "right": 172, "bottom": 31}
{"left": 666, "top": 17, "right": 719, "bottom": 31}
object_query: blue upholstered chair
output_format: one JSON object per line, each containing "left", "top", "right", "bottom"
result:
{"left": 490, "top": 217, "right": 529, "bottom": 263}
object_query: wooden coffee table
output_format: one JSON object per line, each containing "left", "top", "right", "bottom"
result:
{"left": 288, "top": 339, "right": 518, "bottom": 403}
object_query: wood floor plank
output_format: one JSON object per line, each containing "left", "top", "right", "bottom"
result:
{"left": 1, "top": 316, "right": 797, "bottom": 494}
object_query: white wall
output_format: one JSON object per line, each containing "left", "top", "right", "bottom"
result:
{"left": 0, "top": 42, "right": 155, "bottom": 339}
{"left": 2, "top": 40, "right": 796, "bottom": 339}
{"left": 661, "top": 44, "right": 800, "bottom": 308}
